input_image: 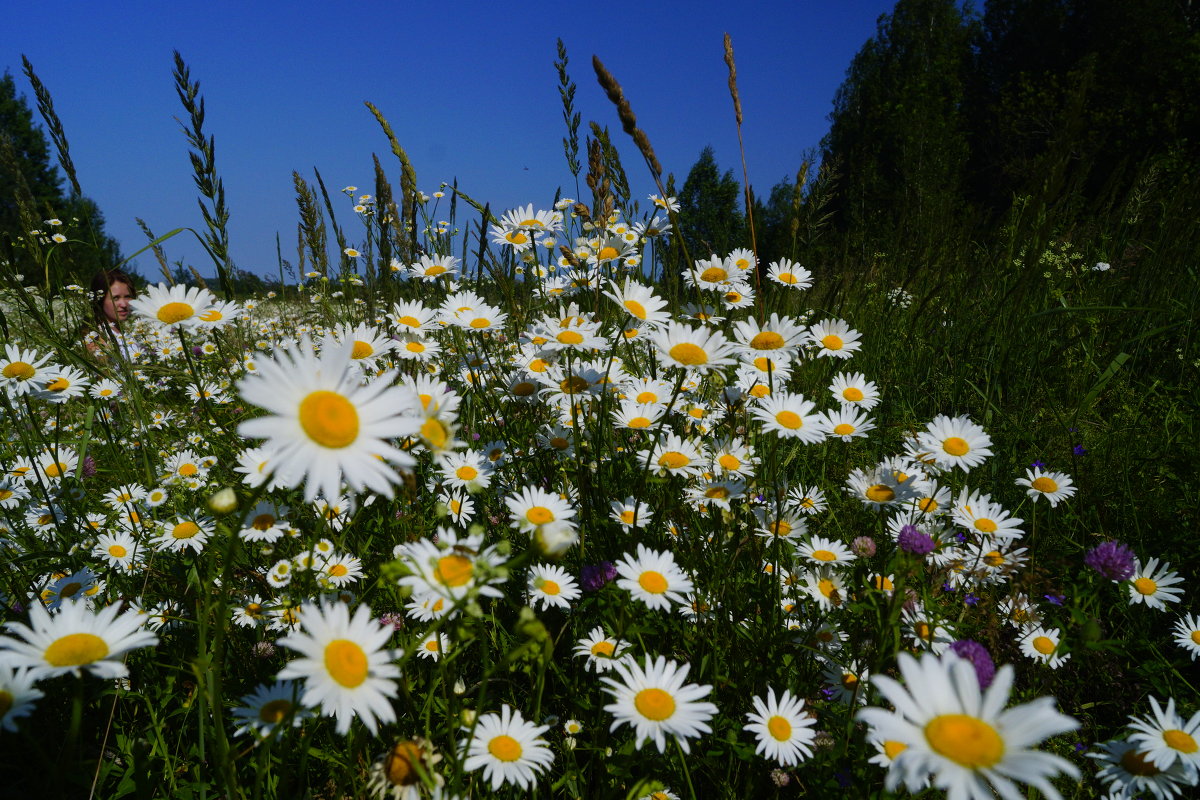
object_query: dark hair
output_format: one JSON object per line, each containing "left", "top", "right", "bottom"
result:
{"left": 90, "top": 269, "right": 137, "bottom": 325}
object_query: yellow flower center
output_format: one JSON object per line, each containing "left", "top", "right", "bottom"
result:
{"left": 598, "top": 246, "right": 619, "bottom": 260}
{"left": 924, "top": 714, "right": 1004, "bottom": 768}
{"left": 505, "top": 231, "right": 529, "bottom": 245}
{"left": 700, "top": 266, "right": 727, "bottom": 283}
{"left": 865, "top": 484, "right": 895, "bottom": 503}
{"left": 323, "top": 639, "right": 368, "bottom": 688}
{"left": 750, "top": 332, "right": 785, "bottom": 350}
{"left": 396, "top": 315, "right": 420, "bottom": 328}
{"left": 178, "top": 463, "right": 199, "bottom": 477}
{"left": 658, "top": 452, "right": 690, "bottom": 470}
{"left": 918, "top": 497, "right": 939, "bottom": 513}
{"left": 883, "top": 740, "right": 908, "bottom": 759}
{"left": 44, "top": 632, "right": 109, "bottom": 667}
{"left": 1120, "top": 749, "right": 1162, "bottom": 776}
{"left": 1030, "top": 476, "right": 1058, "bottom": 493}
{"left": 1134, "top": 577, "right": 1158, "bottom": 595}
{"left": 1032, "top": 636, "right": 1055, "bottom": 655}
{"left": 540, "top": 579, "right": 561, "bottom": 595}
{"left": 525, "top": 506, "right": 554, "bottom": 526}
{"left": 488, "top": 734, "right": 522, "bottom": 762}
{"left": 108, "top": 545, "right": 127, "bottom": 558}
{"left": 172, "top": 521, "right": 200, "bottom": 539}
{"left": 638, "top": 570, "right": 668, "bottom": 594}
{"left": 252, "top": 514, "right": 276, "bottom": 530}
{"left": 974, "top": 518, "right": 998, "bottom": 533}
{"left": 557, "top": 331, "right": 584, "bottom": 345}
{"left": 157, "top": 301, "right": 195, "bottom": 324}
{"left": 351, "top": 341, "right": 374, "bottom": 359}
{"left": 435, "top": 554, "right": 473, "bottom": 587}
{"left": 842, "top": 387, "right": 864, "bottom": 402}
{"left": 2, "top": 361, "right": 35, "bottom": 380}
{"left": 420, "top": 417, "right": 449, "bottom": 449}
{"left": 299, "top": 390, "right": 360, "bottom": 449}
{"left": 560, "top": 375, "right": 590, "bottom": 394}
{"left": 821, "top": 334, "right": 843, "bottom": 350}
{"left": 624, "top": 300, "right": 647, "bottom": 319}
{"left": 818, "top": 578, "right": 837, "bottom": 598}
{"left": 873, "top": 575, "right": 894, "bottom": 591}
{"left": 668, "top": 343, "right": 707, "bottom": 366}
{"left": 942, "top": 437, "right": 970, "bottom": 456}
{"left": 833, "top": 423, "right": 855, "bottom": 436}
{"left": 628, "top": 416, "right": 652, "bottom": 429}
{"left": 717, "top": 454, "right": 741, "bottom": 471}
{"left": 778, "top": 272, "right": 797, "bottom": 284}
{"left": 328, "top": 564, "right": 349, "bottom": 577}
{"left": 775, "top": 411, "right": 803, "bottom": 429}
{"left": 456, "top": 466, "right": 478, "bottom": 481}
{"left": 767, "top": 715, "right": 792, "bottom": 741}
{"left": 1164, "top": 729, "right": 1198, "bottom": 753}
{"left": 385, "top": 741, "right": 424, "bottom": 786}
{"left": 44, "top": 462, "right": 67, "bottom": 478}
{"left": 634, "top": 688, "right": 675, "bottom": 721}
{"left": 258, "top": 698, "right": 292, "bottom": 724}
{"left": 406, "top": 341, "right": 426, "bottom": 353}
{"left": 46, "top": 377, "right": 69, "bottom": 391}
{"left": 591, "top": 641, "right": 615, "bottom": 657}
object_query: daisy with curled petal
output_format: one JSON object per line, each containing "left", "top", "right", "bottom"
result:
{"left": 574, "top": 626, "right": 632, "bottom": 673}
{"left": 0, "top": 664, "right": 43, "bottom": 731}
{"left": 649, "top": 321, "right": 738, "bottom": 374}
{"left": 829, "top": 371, "right": 880, "bottom": 410}
{"left": 602, "top": 655, "right": 717, "bottom": 754}
{"left": 37, "top": 364, "right": 91, "bottom": 403}
{"left": 1015, "top": 468, "right": 1077, "bottom": 507}
{"left": 822, "top": 406, "right": 876, "bottom": 441}
{"left": 461, "top": 704, "right": 554, "bottom": 791}
{"left": 1089, "top": 738, "right": 1195, "bottom": 800}
{"left": 615, "top": 544, "right": 694, "bottom": 613}
{"left": 0, "top": 344, "right": 56, "bottom": 397}
{"left": 416, "top": 632, "right": 448, "bottom": 661}
{"left": 276, "top": 600, "right": 400, "bottom": 735}
{"left": 917, "top": 414, "right": 993, "bottom": 472}
{"left": 1173, "top": 613, "right": 1200, "bottom": 661}
{"left": 857, "top": 652, "right": 1079, "bottom": 800}
{"left": 751, "top": 392, "right": 828, "bottom": 443}
{"left": 796, "top": 535, "right": 857, "bottom": 568}
{"left": 237, "top": 337, "right": 421, "bottom": 503}
{"left": 130, "top": 282, "right": 215, "bottom": 329}
{"left": 766, "top": 258, "right": 813, "bottom": 289}
{"left": 807, "top": 318, "right": 862, "bottom": 359}
{"left": 1128, "top": 558, "right": 1185, "bottom": 611}
{"left": 0, "top": 598, "right": 158, "bottom": 680}
{"left": 152, "top": 515, "right": 215, "bottom": 554}
{"left": 744, "top": 687, "right": 817, "bottom": 766}
{"left": 1019, "top": 627, "right": 1071, "bottom": 669}
{"left": 231, "top": 680, "right": 312, "bottom": 738}
{"left": 1126, "top": 695, "right": 1200, "bottom": 777}
{"left": 733, "top": 313, "right": 808, "bottom": 356}
{"left": 527, "top": 563, "right": 581, "bottom": 611}
{"left": 604, "top": 277, "right": 672, "bottom": 328}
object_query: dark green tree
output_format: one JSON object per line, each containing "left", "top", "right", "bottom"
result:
{"left": 0, "top": 69, "right": 122, "bottom": 286}
{"left": 678, "top": 146, "right": 745, "bottom": 258}
{"left": 821, "top": 0, "right": 975, "bottom": 256}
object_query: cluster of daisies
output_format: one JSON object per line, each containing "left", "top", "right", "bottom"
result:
{"left": 0, "top": 194, "right": 1196, "bottom": 799}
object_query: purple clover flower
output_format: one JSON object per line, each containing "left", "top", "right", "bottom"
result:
{"left": 1084, "top": 540, "right": 1136, "bottom": 581}
{"left": 1072, "top": 444, "right": 1087, "bottom": 456}
{"left": 949, "top": 639, "right": 996, "bottom": 688}
{"left": 81, "top": 455, "right": 97, "bottom": 479}
{"left": 897, "top": 524, "right": 935, "bottom": 556}
{"left": 851, "top": 536, "right": 877, "bottom": 557}
{"left": 1031, "top": 459, "right": 1046, "bottom": 469}
{"left": 581, "top": 561, "right": 618, "bottom": 592}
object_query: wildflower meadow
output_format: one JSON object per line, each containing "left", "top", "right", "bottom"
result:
{"left": 1, "top": 32, "right": 1198, "bottom": 800}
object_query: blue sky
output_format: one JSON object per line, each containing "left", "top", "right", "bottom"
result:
{"left": 5, "top": 1, "right": 896, "bottom": 279}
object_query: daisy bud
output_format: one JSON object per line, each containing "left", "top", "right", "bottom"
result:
{"left": 207, "top": 487, "right": 238, "bottom": 515}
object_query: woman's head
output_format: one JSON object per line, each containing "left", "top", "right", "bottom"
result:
{"left": 91, "top": 269, "right": 136, "bottom": 325}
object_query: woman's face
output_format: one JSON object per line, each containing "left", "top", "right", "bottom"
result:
{"left": 102, "top": 282, "right": 134, "bottom": 323}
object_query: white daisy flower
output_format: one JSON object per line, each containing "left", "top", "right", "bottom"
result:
{"left": 574, "top": 626, "right": 632, "bottom": 673}
{"left": 461, "top": 704, "right": 554, "bottom": 791}
{"left": 614, "top": 544, "right": 694, "bottom": 613}
{"left": 744, "top": 687, "right": 817, "bottom": 766}
{"left": 857, "top": 652, "right": 1079, "bottom": 800}
{"left": 276, "top": 600, "right": 401, "bottom": 735}
{"left": 1128, "top": 558, "right": 1185, "bottom": 611}
{"left": 1126, "top": 695, "right": 1200, "bottom": 777}
{"left": 0, "top": 598, "right": 157, "bottom": 680}
{"left": 602, "top": 655, "right": 717, "bottom": 754}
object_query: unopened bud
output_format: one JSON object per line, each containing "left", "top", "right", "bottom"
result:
{"left": 207, "top": 487, "right": 238, "bottom": 515}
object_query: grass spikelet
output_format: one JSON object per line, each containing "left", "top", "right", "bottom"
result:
{"left": 21, "top": 55, "right": 82, "bottom": 197}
